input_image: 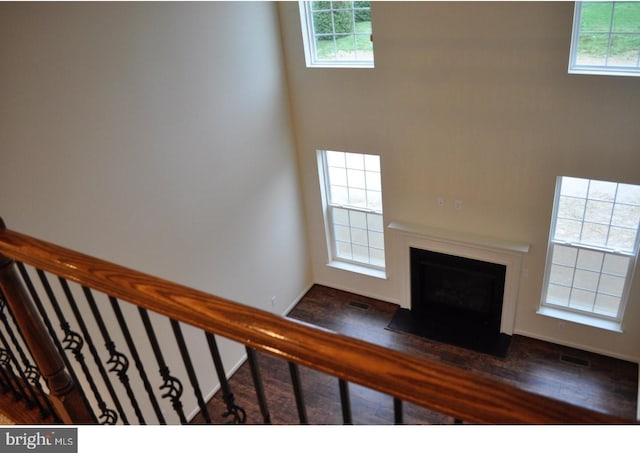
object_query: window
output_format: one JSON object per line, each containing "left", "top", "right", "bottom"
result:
{"left": 569, "top": 1, "right": 640, "bottom": 77}
{"left": 539, "top": 176, "right": 640, "bottom": 330}
{"left": 318, "top": 150, "right": 385, "bottom": 276}
{"left": 299, "top": 1, "right": 374, "bottom": 68}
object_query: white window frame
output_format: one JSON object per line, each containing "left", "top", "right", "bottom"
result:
{"left": 299, "top": 1, "right": 374, "bottom": 69}
{"left": 569, "top": 1, "right": 640, "bottom": 77}
{"left": 317, "top": 150, "right": 386, "bottom": 278}
{"left": 538, "top": 176, "right": 640, "bottom": 332}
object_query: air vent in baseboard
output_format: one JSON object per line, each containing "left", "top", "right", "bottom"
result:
{"left": 348, "top": 301, "right": 370, "bottom": 311}
{"left": 560, "top": 354, "right": 590, "bottom": 367}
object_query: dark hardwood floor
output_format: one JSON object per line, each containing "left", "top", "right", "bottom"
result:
{"left": 194, "top": 284, "right": 638, "bottom": 424}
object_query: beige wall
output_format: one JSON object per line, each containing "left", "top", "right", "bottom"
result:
{"left": 279, "top": 1, "right": 640, "bottom": 362}
{"left": 0, "top": 2, "right": 311, "bottom": 421}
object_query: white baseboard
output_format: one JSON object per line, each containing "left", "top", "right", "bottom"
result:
{"left": 514, "top": 328, "right": 640, "bottom": 364}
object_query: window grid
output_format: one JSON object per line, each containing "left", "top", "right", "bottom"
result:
{"left": 321, "top": 150, "right": 385, "bottom": 270}
{"left": 300, "top": 1, "right": 374, "bottom": 68}
{"left": 546, "top": 244, "right": 630, "bottom": 317}
{"left": 569, "top": 1, "right": 640, "bottom": 76}
{"left": 542, "top": 176, "right": 640, "bottom": 322}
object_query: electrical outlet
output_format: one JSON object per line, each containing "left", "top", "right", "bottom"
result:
{"left": 454, "top": 200, "right": 463, "bottom": 210}
{"left": 271, "top": 296, "right": 277, "bottom": 308}
{"left": 437, "top": 197, "right": 445, "bottom": 207}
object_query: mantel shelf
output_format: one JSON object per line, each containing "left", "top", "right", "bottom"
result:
{"left": 388, "top": 222, "right": 530, "bottom": 255}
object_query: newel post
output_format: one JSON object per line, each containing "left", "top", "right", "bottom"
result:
{"left": 0, "top": 220, "right": 95, "bottom": 424}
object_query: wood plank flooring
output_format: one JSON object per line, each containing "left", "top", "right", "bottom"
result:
{"left": 194, "top": 284, "right": 638, "bottom": 424}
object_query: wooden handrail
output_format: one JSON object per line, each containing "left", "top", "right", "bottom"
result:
{"left": 0, "top": 225, "right": 631, "bottom": 424}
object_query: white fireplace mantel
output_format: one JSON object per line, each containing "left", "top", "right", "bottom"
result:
{"left": 388, "top": 222, "right": 530, "bottom": 335}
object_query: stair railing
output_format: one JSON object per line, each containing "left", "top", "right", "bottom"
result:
{"left": 0, "top": 219, "right": 631, "bottom": 424}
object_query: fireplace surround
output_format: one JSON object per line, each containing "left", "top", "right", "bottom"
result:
{"left": 388, "top": 222, "right": 529, "bottom": 355}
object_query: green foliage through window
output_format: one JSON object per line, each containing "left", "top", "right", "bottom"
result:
{"left": 300, "top": 1, "right": 374, "bottom": 67}
{"left": 570, "top": 1, "right": 640, "bottom": 76}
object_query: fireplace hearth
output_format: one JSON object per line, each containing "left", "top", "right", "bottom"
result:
{"left": 388, "top": 247, "right": 511, "bottom": 357}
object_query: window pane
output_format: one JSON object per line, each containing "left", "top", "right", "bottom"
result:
{"left": 349, "top": 210, "right": 367, "bottom": 229}
{"left": 552, "top": 245, "right": 578, "bottom": 266}
{"left": 594, "top": 294, "right": 621, "bottom": 316}
{"left": 549, "top": 264, "right": 574, "bottom": 286}
{"left": 348, "top": 187, "right": 366, "bottom": 207}
{"left": 366, "top": 190, "right": 382, "bottom": 211}
{"left": 334, "top": 224, "right": 351, "bottom": 242}
{"left": 558, "top": 196, "right": 586, "bottom": 220}
{"left": 589, "top": 180, "right": 617, "bottom": 201}
{"left": 347, "top": 169, "right": 366, "bottom": 189}
{"left": 560, "top": 177, "right": 589, "bottom": 198}
{"left": 574, "top": 269, "right": 600, "bottom": 291}
{"left": 581, "top": 222, "right": 608, "bottom": 247}
{"left": 609, "top": 34, "right": 640, "bottom": 66}
{"left": 581, "top": 2, "right": 613, "bottom": 32}
{"left": 336, "top": 241, "right": 352, "bottom": 259}
{"left": 367, "top": 213, "right": 383, "bottom": 232}
{"left": 329, "top": 166, "right": 347, "bottom": 187}
{"left": 617, "top": 183, "right": 640, "bottom": 205}
{"left": 555, "top": 218, "right": 582, "bottom": 242}
{"left": 332, "top": 207, "right": 349, "bottom": 225}
{"left": 608, "top": 226, "right": 637, "bottom": 251}
{"left": 612, "top": 2, "right": 640, "bottom": 32}
{"left": 330, "top": 185, "right": 348, "bottom": 205}
{"left": 365, "top": 171, "right": 381, "bottom": 191}
{"left": 584, "top": 199, "right": 613, "bottom": 223}
{"left": 612, "top": 203, "right": 640, "bottom": 228}
{"left": 350, "top": 227, "right": 368, "bottom": 246}
{"left": 326, "top": 150, "right": 345, "bottom": 167}
{"left": 345, "top": 152, "right": 365, "bottom": 170}
{"left": 576, "top": 249, "right": 604, "bottom": 271}
{"left": 369, "top": 231, "right": 384, "bottom": 249}
{"left": 602, "top": 254, "right": 630, "bottom": 276}
{"left": 547, "top": 284, "right": 571, "bottom": 306}
{"left": 364, "top": 154, "right": 380, "bottom": 172}
{"left": 599, "top": 274, "right": 625, "bottom": 296}
{"left": 569, "top": 288, "right": 595, "bottom": 310}
{"left": 352, "top": 244, "right": 369, "bottom": 263}
{"left": 370, "top": 248, "right": 385, "bottom": 267}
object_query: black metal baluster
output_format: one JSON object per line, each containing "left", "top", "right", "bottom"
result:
{"left": 0, "top": 290, "right": 57, "bottom": 420}
{"left": 138, "top": 307, "right": 186, "bottom": 424}
{"left": 394, "top": 398, "right": 403, "bottom": 424}
{"left": 0, "top": 362, "right": 10, "bottom": 393}
{"left": 205, "top": 333, "right": 245, "bottom": 424}
{"left": 0, "top": 312, "right": 45, "bottom": 415}
{"left": 58, "top": 278, "right": 128, "bottom": 424}
{"left": 82, "top": 287, "right": 145, "bottom": 424}
{"left": 18, "top": 264, "right": 96, "bottom": 423}
{"left": 338, "top": 379, "right": 352, "bottom": 425}
{"left": 245, "top": 346, "right": 270, "bottom": 424}
{"left": 1, "top": 306, "right": 62, "bottom": 422}
{"left": 170, "top": 319, "right": 211, "bottom": 423}
{"left": 0, "top": 348, "right": 25, "bottom": 402}
{"left": 288, "top": 362, "right": 308, "bottom": 424}
{"left": 36, "top": 270, "right": 111, "bottom": 424}
{"left": 109, "top": 296, "right": 166, "bottom": 424}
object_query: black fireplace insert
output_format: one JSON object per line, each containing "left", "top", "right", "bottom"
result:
{"left": 388, "top": 247, "right": 510, "bottom": 356}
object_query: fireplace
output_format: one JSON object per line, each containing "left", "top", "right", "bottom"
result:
{"left": 409, "top": 247, "right": 508, "bottom": 354}
{"left": 387, "top": 222, "right": 530, "bottom": 357}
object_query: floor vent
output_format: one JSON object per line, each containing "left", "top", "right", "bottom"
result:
{"left": 348, "top": 301, "right": 370, "bottom": 311}
{"left": 560, "top": 354, "right": 590, "bottom": 367}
